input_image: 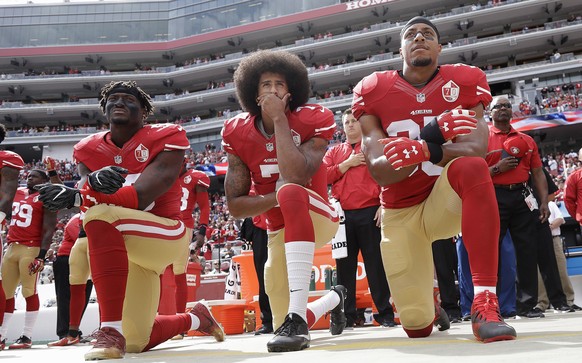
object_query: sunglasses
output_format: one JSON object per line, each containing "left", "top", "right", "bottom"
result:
{"left": 492, "top": 103, "right": 512, "bottom": 110}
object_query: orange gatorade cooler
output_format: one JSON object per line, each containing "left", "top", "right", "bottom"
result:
{"left": 186, "top": 262, "right": 202, "bottom": 303}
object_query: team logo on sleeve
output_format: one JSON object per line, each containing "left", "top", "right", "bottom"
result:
{"left": 135, "top": 144, "right": 150, "bottom": 163}
{"left": 291, "top": 129, "right": 301, "bottom": 147}
{"left": 442, "top": 80, "right": 460, "bottom": 102}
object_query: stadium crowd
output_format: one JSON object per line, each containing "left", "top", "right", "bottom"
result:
{"left": 12, "top": 141, "right": 581, "bottom": 284}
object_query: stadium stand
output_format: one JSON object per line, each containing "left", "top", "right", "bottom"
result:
{"left": 0, "top": 0, "right": 581, "bottom": 163}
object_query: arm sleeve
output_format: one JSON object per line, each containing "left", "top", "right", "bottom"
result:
{"left": 564, "top": 174, "right": 579, "bottom": 219}
{"left": 323, "top": 147, "right": 343, "bottom": 184}
{"left": 196, "top": 191, "right": 210, "bottom": 225}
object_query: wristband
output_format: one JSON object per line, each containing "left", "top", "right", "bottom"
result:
{"left": 426, "top": 142, "right": 443, "bottom": 164}
{"left": 37, "top": 248, "right": 48, "bottom": 260}
{"left": 419, "top": 117, "right": 446, "bottom": 145}
{"left": 48, "top": 170, "right": 58, "bottom": 177}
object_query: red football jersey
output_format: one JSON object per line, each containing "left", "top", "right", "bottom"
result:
{"left": 7, "top": 187, "right": 45, "bottom": 247}
{"left": 73, "top": 124, "right": 190, "bottom": 220}
{"left": 0, "top": 150, "right": 24, "bottom": 227}
{"left": 487, "top": 126, "right": 542, "bottom": 185}
{"left": 57, "top": 213, "right": 81, "bottom": 256}
{"left": 0, "top": 150, "right": 25, "bottom": 172}
{"left": 221, "top": 104, "right": 336, "bottom": 231}
{"left": 351, "top": 64, "right": 493, "bottom": 208}
{"left": 180, "top": 169, "right": 210, "bottom": 229}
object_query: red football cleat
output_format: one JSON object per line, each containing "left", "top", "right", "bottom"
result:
{"left": 83, "top": 327, "right": 126, "bottom": 360}
{"left": 471, "top": 290, "right": 517, "bottom": 343}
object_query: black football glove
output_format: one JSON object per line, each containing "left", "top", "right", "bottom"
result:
{"left": 87, "top": 166, "right": 128, "bottom": 194}
{"left": 35, "top": 184, "right": 82, "bottom": 211}
{"left": 198, "top": 224, "right": 207, "bottom": 238}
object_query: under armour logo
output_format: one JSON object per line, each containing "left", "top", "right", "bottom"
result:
{"left": 403, "top": 146, "right": 419, "bottom": 159}
{"left": 443, "top": 122, "right": 450, "bottom": 132}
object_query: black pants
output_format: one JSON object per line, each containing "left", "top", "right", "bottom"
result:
{"left": 495, "top": 187, "right": 540, "bottom": 314}
{"left": 536, "top": 220, "right": 567, "bottom": 307}
{"left": 432, "top": 238, "right": 460, "bottom": 317}
{"left": 53, "top": 255, "right": 93, "bottom": 338}
{"left": 336, "top": 205, "right": 393, "bottom": 323}
{"left": 251, "top": 226, "right": 272, "bottom": 327}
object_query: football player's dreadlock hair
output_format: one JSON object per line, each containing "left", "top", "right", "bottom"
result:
{"left": 99, "top": 80, "right": 154, "bottom": 117}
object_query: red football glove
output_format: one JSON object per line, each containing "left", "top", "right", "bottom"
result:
{"left": 420, "top": 109, "right": 478, "bottom": 144}
{"left": 28, "top": 258, "right": 45, "bottom": 275}
{"left": 44, "top": 156, "right": 57, "bottom": 171}
{"left": 380, "top": 137, "right": 431, "bottom": 170}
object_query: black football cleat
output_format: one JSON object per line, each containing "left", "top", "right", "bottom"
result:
{"left": 329, "top": 285, "right": 347, "bottom": 335}
{"left": 267, "top": 313, "right": 310, "bottom": 352}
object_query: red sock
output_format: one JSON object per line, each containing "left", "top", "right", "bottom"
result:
{"left": 85, "top": 220, "right": 128, "bottom": 322}
{"left": 70, "top": 284, "right": 87, "bottom": 326}
{"left": 0, "top": 281, "right": 5, "bottom": 325}
{"left": 174, "top": 273, "right": 187, "bottom": 313}
{"left": 4, "top": 297, "right": 15, "bottom": 314}
{"left": 306, "top": 308, "right": 316, "bottom": 328}
{"left": 142, "top": 313, "right": 191, "bottom": 352}
{"left": 403, "top": 324, "right": 433, "bottom": 338}
{"left": 277, "top": 184, "right": 314, "bottom": 242}
{"left": 448, "top": 157, "right": 499, "bottom": 287}
{"left": 25, "top": 294, "right": 40, "bottom": 311}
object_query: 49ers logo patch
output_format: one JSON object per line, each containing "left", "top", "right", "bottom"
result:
{"left": 291, "top": 129, "right": 301, "bottom": 147}
{"left": 135, "top": 144, "right": 149, "bottom": 163}
{"left": 442, "top": 80, "right": 460, "bottom": 102}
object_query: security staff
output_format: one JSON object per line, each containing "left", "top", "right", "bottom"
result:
{"left": 323, "top": 109, "right": 395, "bottom": 327}
{"left": 486, "top": 96, "right": 549, "bottom": 318}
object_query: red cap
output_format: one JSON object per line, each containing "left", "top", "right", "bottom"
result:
{"left": 503, "top": 135, "right": 530, "bottom": 158}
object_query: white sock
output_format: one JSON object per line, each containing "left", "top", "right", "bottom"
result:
{"left": 0, "top": 313, "right": 13, "bottom": 337}
{"left": 474, "top": 286, "right": 496, "bottom": 295}
{"left": 285, "top": 241, "right": 315, "bottom": 323}
{"left": 23, "top": 310, "right": 39, "bottom": 338}
{"left": 307, "top": 289, "right": 340, "bottom": 327}
{"left": 189, "top": 314, "right": 201, "bottom": 330}
{"left": 100, "top": 321, "right": 123, "bottom": 335}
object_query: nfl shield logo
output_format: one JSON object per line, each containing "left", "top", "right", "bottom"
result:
{"left": 184, "top": 175, "right": 192, "bottom": 184}
{"left": 135, "top": 144, "right": 149, "bottom": 163}
{"left": 114, "top": 155, "right": 122, "bottom": 164}
{"left": 442, "top": 80, "right": 460, "bottom": 102}
{"left": 266, "top": 142, "right": 274, "bottom": 152}
{"left": 416, "top": 93, "right": 426, "bottom": 103}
